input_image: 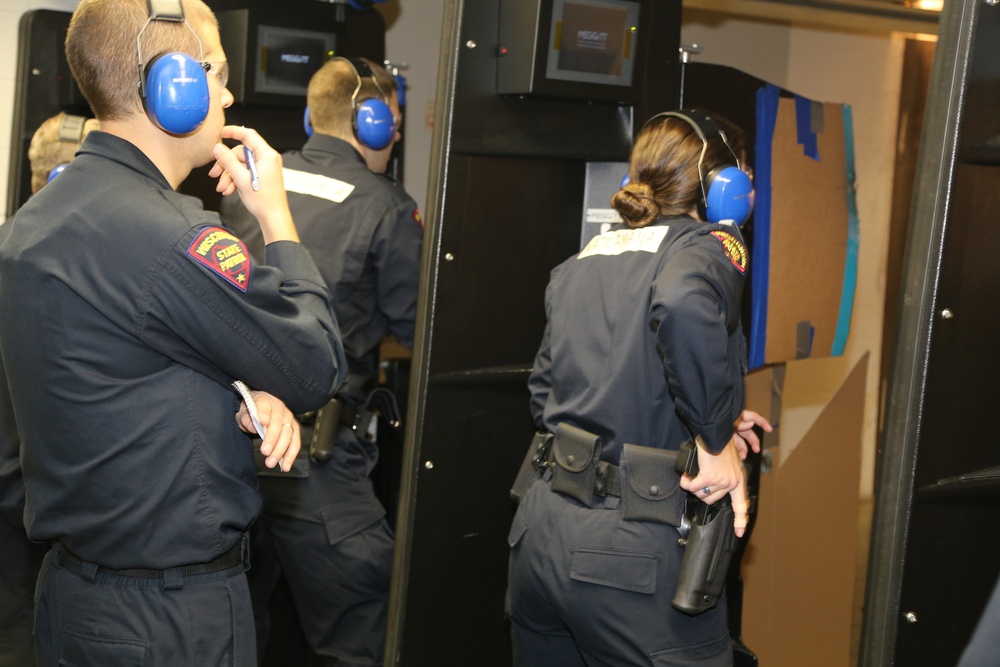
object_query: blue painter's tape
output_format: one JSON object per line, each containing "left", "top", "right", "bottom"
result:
{"left": 795, "top": 95, "right": 820, "bottom": 160}
{"left": 832, "top": 104, "right": 859, "bottom": 356}
{"left": 749, "top": 84, "right": 780, "bottom": 369}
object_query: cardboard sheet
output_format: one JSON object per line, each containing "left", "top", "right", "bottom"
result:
{"left": 741, "top": 353, "right": 868, "bottom": 666}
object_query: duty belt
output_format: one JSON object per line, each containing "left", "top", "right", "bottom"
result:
{"left": 512, "top": 423, "right": 685, "bottom": 528}
{"left": 57, "top": 534, "right": 247, "bottom": 580}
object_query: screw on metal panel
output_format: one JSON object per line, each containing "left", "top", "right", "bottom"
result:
{"left": 466, "top": 39, "right": 477, "bottom": 49}
{"left": 424, "top": 460, "right": 434, "bottom": 470}
{"left": 904, "top": 612, "right": 918, "bottom": 623}
{"left": 444, "top": 253, "right": 455, "bottom": 261}
{"left": 941, "top": 308, "right": 954, "bottom": 319}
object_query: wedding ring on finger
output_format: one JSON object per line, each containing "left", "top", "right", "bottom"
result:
{"left": 701, "top": 486, "right": 711, "bottom": 495}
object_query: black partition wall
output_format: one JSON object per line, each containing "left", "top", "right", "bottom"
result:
{"left": 860, "top": 0, "right": 1000, "bottom": 664}
{"left": 386, "top": 1, "right": 680, "bottom": 664}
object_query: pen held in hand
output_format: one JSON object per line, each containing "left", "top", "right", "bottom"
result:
{"left": 244, "top": 145, "right": 261, "bottom": 191}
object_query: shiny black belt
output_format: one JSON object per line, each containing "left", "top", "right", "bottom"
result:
{"left": 58, "top": 535, "right": 246, "bottom": 579}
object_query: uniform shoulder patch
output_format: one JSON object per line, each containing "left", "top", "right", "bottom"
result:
{"left": 187, "top": 227, "right": 252, "bottom": 292}
{"left": 412, "top": 208, "right": 423, "bottom": 229}
{"left": 709, "top": 230, "right": 748, "bottom": 274}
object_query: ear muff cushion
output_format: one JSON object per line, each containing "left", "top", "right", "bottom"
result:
{"left": 704, "top": 165, "right": 754, "bottom": 225}
{"left": 355, "top": 97, "right": 395, "bottom": 150}
{"left": 304, "top": 106, "right": 314, "bottom": 137}
{"left": 145, "top": 53, "right": 210, "bottom": 135}
{"left": 48, "top": 164, "right": 69, "bottom": 183}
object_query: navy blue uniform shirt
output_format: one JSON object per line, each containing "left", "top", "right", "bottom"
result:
{"left": 223, "top": 133, "right": 423, "bottom": 401}
{"left": 0, "top": 131, "right": 347, "bottom": 570}
{"left": 529, "top": 216, "right": 748, "bottom": 461}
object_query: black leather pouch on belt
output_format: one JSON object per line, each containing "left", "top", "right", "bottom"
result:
{"left": 510, "top": 431, "right": 554, "bottom": 504}
{"left": 620, "top": 444, "right": 684, "bottom": 527}
{"left": 550, "top": 423, "right": 600, "bottom": 507}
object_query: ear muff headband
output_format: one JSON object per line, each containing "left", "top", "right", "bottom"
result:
{"left": 345, "top": 58, "right": 395, "bottom": 150}
{"left": 57, "top": 114, "right": 87, "bottom": 144}
{"left": 646, "top": 110, "right": 754, "bottom": 225}
{"left": 47, "top": 114, "right": 91, "bottom": 183}
{"left": 136, "top": 0, "right": 210, "bottom": 135}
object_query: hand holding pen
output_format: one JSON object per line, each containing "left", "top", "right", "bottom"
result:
{"left": 244, "top": 145, "right": 260, "bottom": 191}
{"left": 210, "top": 125, "right": 299, "bottom": 244}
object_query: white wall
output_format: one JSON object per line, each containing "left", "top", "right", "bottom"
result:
{"left": 376, "top": 0, "right": 446, "bottom": 215}
{"left": 682, "top": 11, "right": 905, "bottom": 495}
{"left": 0, "top": 0, "right": 79, "bottom": 215}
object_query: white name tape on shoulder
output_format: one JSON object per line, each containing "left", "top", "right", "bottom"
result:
{"left": 282, "top": 168, "right": 356, "bottom": 203}
{"left": 578, "top": 226, "right": 669, "bottom": 259}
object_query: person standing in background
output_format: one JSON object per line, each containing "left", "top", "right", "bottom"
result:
{"left": 0, "top": 111, "right": 99, "bottom": 667}
{"left": 223, "top": 56, "right": 422, "bottom": 666}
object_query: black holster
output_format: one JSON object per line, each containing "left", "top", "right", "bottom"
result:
{"left": 308, "top": 398, "right": 343, "bottom": 465}
{"left": 671, "top": 437, "right": 740, "bottom": 614}
{"left": 673, "top": 496, "right": 738, "bottom": 614}
{"left": 308, "top": 389, "right": 400, "bottom": 465}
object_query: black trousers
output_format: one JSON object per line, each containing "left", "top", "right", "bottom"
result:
{"left": 250, "top": 427, "right": 393, "bottom": 667}
{"left": 0, "top": 519, "right": 46, "bottom": 667}
{"left": 33, "top": 545, "right": 255, "bottom": 667}
{"left": 506, "top": 478, "right": 732, "bottom": 667}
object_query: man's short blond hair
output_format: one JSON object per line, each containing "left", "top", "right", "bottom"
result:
{"left": 306, "top": 57, "right": 397, "bottom": 139}
{"left": 27, "top": 113, "right": 101, "bottom": 193}
{"left": 65, "top": 0, "right": 217, "bottom": 122}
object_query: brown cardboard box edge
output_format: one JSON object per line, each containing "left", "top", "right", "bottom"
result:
{"left": 742, "top": 353, "right": 868, "bottom": 666}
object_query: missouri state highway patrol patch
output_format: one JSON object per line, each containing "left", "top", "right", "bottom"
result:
{"left": 187, "top": 227, "right": 251, "bottom": 292}
{"left": 710, "top": 230, "right": 748, "bottom": 274}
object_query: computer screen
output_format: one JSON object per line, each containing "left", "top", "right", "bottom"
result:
{"left": 545, "top": 0, "right": 640, "bottom": 87}
{"left": 254, "top": 25, "right": 335, "bottom": 96}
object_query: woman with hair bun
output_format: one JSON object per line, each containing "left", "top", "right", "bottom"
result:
{"left": 506, "top": 109, "right": 771, "bottom": 666}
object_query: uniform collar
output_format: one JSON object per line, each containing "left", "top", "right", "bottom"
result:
{"left": 76, "top": 131, "right": 172, "bottom": 190}
{"left": 300, "top": 133, "right": 367, "bottom": 168}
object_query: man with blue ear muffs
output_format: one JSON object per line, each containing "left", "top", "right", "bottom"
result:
{"left": 223, "top": 55, "right": 422, "bottom": 667}
{"left": 0, "top": 0, "right": 349, "bottom": 664}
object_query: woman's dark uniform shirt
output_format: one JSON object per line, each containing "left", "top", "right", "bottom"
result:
{"left": 528, "top": 216, "right": 748, "bottom": 460}
{"left": 0, "top": 131, "right": 347, "bottom": 571}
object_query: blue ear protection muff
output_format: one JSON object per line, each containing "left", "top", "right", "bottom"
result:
{"left": 346, "top": 58, "right": 395, "bottom": 151}
{"left": 302, "top": 58, "right": 406, "bottom": 145}
{"left": 48, "top": 164, "right": 68, "bottom": 183}
{"left": 136, "top": 0, "right": 210, "bottom": 135}
{"left": 652, "top": 110, "right": 754, "bottom": 225}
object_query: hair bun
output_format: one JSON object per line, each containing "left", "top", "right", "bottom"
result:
{"left": 611, "top": 182, "right": 659, "bottom": 228}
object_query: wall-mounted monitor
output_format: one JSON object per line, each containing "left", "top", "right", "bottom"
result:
{"left": 219, "top": 9, "right": 335, "bottom": 106}
{"left": 498, "top": 0, "right": 642, "bottom": 104}
{"left": 254, "top": 25, "right": 336, "bottom": 96}
{"left": 545, "top": 0, "right": 639, "bottom": 87}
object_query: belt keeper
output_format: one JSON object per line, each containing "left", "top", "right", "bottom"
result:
{"left": 80, "top": 561, "right": 98, "bottom": 584}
